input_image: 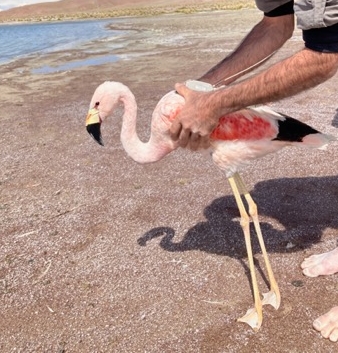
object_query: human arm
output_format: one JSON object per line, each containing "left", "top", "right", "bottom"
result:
{"left": 211, "top": 48, "right": 338, "bottom": 115}
{"left": 171, "top": 48, "right": 338, "bottom": 149}
{"left": 169, "top": 12, "right": 295, "bottom": 149}
{"left": 200, "top": 14, "right": 295, "bottom": 86}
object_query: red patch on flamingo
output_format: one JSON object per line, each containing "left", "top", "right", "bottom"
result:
{"left": 210, "top": 114, "right": 277, "bottom": 141}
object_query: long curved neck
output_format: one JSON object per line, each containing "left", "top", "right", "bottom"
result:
{"left": 119, "top": 93, "right": 164, "bottom": 164}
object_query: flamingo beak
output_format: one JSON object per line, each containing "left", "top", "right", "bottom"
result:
{"left": 86, "top": 105, "right": 104, "bottom": 146}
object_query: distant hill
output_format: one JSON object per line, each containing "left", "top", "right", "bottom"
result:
{"left": 0, "top": 0, "right": 255, "bottom": 22}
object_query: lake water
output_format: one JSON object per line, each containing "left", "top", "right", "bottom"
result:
{"left": 0, "top": 19, "right": 123, "bottom": 72}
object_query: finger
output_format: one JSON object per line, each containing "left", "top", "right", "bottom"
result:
{"left": 170, "top": 121, "right": 182, "bottom": 141}
{"left": 200, "top": 135, "right": 211, "bottom": 149}
{"left": 188, "top": 132, "right": 201, "bottom": 151}
{"left": 178, "top": 129, "right": 191, "bottom": 148}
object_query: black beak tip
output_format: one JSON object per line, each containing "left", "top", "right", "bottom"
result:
{"left": 86, "top": 123, "right": 104, "bottom": 146}
{"left": 96, "top": 137, "right": 104, "bottom": 146}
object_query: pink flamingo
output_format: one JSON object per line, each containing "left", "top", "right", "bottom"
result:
{"left": 86, "top": 80, "right": 333, "bottom": 331}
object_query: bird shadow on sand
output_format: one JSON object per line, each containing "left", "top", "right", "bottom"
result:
{"left": 138, "top": 175, "right": 338, "bottom": 259}
{"left": 138, "top": 175, "right": 338, "bottom": 291}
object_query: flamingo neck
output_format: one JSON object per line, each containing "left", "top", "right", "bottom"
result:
{"left": 119, "top": 94, "right": 165, "bottom": 164}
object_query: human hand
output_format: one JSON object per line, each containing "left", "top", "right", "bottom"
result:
{"left": 169, "top": 82, "right": 220, "bottom": 150}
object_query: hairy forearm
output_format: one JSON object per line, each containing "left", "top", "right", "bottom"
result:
{"left": 200, "top": 14, "right": 295, "bottom": 86}
{"left": 213, "top": 48, "right": 338, "bottom": 115}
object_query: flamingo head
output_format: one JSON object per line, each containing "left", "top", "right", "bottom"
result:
{"left": 86, "top": 101, "right": 104, "bottom": 146}
{"left": 86, "top": 81, "right": 134, "bottom": 146}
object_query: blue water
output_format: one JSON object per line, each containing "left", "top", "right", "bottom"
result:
{"left": 31, "top": 54, "right": 120, "bottom": 74}
{"left": 0, "top": 19, "right": 122, "bottom": 72}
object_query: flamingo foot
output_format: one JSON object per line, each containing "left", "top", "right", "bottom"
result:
{"left": 237, "top": 307, "right": 263, "bottom": 331}
{"left": 262, "top": 290, "right": 281, "bottom": 310}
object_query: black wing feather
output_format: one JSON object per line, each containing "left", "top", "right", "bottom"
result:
{"left": 273, "top": 113, "right": 319, "bottom": 142}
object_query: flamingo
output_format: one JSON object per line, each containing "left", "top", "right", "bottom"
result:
{"left": 85, "top": 80, "right": 333, "bottom": 331}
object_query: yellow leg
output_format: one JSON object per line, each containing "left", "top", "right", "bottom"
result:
{"left": 233, "top": 172, "right": 281, "bottom": 310}
{"left": 228, "top": 174, "right": 263, "bottom": 331}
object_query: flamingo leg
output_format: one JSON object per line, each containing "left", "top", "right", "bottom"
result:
{"left": 227, "top": 174, "right": 263, "bottom": 331}
{"left": 233, "top": 172, "right": 281, "bottom": 310}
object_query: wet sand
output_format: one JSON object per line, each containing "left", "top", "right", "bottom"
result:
{"left": 1, "top": 9, "right": 338, "bottom": 352}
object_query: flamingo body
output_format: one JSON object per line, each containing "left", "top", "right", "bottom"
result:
{"left": 86, "top": 81, "right": 332, "bottom": 175}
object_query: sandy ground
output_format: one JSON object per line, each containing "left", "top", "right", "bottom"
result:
{"left": 1, "top": 8, "right": 338, "bottom": 353}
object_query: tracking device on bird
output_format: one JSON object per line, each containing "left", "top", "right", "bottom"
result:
{"left": 185, "top": 79, "right": 214, "bottom": 92}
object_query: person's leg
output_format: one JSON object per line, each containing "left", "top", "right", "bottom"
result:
{"left": 301, "top": 247, "right": 338, "bottom": 342}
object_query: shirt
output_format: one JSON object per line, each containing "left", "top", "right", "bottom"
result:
{"left": 255, "top": 0, "right": 338, "bottom": 52}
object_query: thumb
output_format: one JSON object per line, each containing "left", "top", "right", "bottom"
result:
{"left": 174, "top": 82, "right": 190, "bottom": 97}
